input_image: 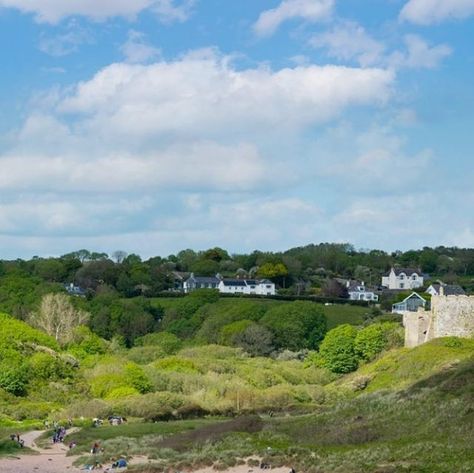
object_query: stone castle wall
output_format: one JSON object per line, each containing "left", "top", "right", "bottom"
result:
{"left": 404, "top": 295, "right": 474, "bottom": 347}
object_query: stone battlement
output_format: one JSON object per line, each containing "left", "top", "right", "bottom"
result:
{"left": 404, "top": 295, "right": 474, "bottom": 347}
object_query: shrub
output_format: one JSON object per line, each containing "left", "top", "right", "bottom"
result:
{"left": 127, "top": 346, "right": 166, "bottom": 364}
{"left": 319, "top": 324, "right": 359, "bottom": 374}
{"left": 124, "top": 362, "right": 153, "bottom": 394}
{"left": 233, "top": 324, "right": 275, "bottom": 357}
{"left": 220, "top": 320, "right": 254, "bottom": 346}
{"left": 0, "top": 364, "right": 27, "bottom": 396}
{"left": 154, "top": 357, "right": 200, "bottom": 374}
{"left": 105, "top": 386, "right": 140, "bottom": 400}
{"left": 354, "top": 324, "right": 388, "bottom": 361}
{"left": 134, "top": 332, "right": 182, "bottom": 354}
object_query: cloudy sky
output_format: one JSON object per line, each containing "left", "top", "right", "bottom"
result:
{"left": 0, "top": 0, "right": 473, "bottom": 259}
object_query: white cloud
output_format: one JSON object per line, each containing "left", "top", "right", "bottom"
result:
{"left": 57, "top": 50, "right": 393, "bottom": 141}
{"left": 310, "top": 123, "right": 433, "bottom": 192}
{"left": 0, "top": 50, "right": 398, "bottom": 254}
{"left": 254, "top": 0, "right": 334, "bottom": 37}
{"left": 400, "top": 0, "right": 474, "bottom": 25}
{"left": 311, "top": 23, "right": 450, "bottom": 70}
{"left": 120, "top": 30, "right": 161, "bottom": 64}
{"left": 388, "top": 34, "right": 452, "bottom": 69}
{"left": 38, "top": 21, "right": 92, "bottom": 56}
{"left": 310, "top": 21, "right": 385, "bottom": 67}
{"left": 0, "top": 0, "right": 194, "bottom": 23}
{"left": 1, "top": 52, "right": 392, "bottom": 196}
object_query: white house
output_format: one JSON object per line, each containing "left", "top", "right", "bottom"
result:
{"left": 184, "top": 274, "right": 276, "bottom": 296}
{"left": 218, "top": 279, "right": 276, "bottom": 296}
{"left": 382, "top": 268, "right": 424, "bottom": 290}
{"left": 426, "top": 282, "right": 465, "bottom": 297}
{"left": 346, "top": 281, "right": 379, "bottom": 302}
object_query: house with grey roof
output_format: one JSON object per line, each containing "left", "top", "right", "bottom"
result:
{"left": 392, "top": 292, "right": 427, "bottom": 314}
{"left": 218, "top": 278, "right": 275, "bottom": 296}
{"left": 183, "top": 273, "right": 220, "bottom": 293}
{"left": 382, "top": 267, "right": 424, "bottom": 290}
{"left": 426, "top": 282, "right": 466, "bottom": 297}
{"left": 346, "top": 280, "right": 379, "bottom": 302}
{"left": 183, "top": 274, "right": 276, "bottom": 295}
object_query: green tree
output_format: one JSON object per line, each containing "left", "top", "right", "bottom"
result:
{"left": 260, "top": 301, "right": 327, "bottom": 351}
{"left": 233, "top": 323, "right": 275, "bottom": 357}
{"left": 319, "top": 324, "right": 359, "bottom": 373}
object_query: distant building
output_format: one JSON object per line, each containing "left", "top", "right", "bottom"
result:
{"left": 183, "top": 274, "right": 220, "bottom": 293}
{"left": 392, "top": 292, "right": 427, "bottom": 314}
{"left": 346, "top": 281, "right": 379, "bottom": 302}
{"left": 183, "top": 274, "right": 276, "bottom": 296}
{"left": 64, "top": 283, "right": 86, "bottom": 297}
{"left": 382, "top": 268, "right": 424, "bottom": 290}
{"left": 426, "top": 282, "right": 465, "bottom": 297}
{"left": 218, "top": 278, "right": 276, "bottom": 296}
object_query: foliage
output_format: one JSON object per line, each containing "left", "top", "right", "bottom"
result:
{"left": 260, "top": 301, "right": 327, "bottom": 351}
{"left": 232, "top": 324, "right": 275, "bottom": 357}
{"left": 319, "top": 324, "right": 359, "bottom": 373}
{"left": 135, "top": 332, "right": 182, "bottom": 354}
{"left": 354, "top": 322, "right": 402, "bottom": 361}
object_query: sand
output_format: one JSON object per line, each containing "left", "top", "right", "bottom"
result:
{"left": 0, "top": 431, "right": 292, "bottom": 473}
{"left": 0, "top": 429, "right": 81, "bottom": 473}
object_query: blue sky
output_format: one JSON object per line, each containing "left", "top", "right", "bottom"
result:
{"left": 0, "top": 0, "right": 473, "bottom": 259}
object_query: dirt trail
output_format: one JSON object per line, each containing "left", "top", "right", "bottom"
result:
{"left": 0, "top": 429, "right": 81, "bottom": 473}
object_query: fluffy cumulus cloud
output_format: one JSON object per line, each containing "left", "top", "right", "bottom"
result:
{"left": 57, "top": 50, "right": 393, "bottom": 141}
{"left": 0, "top": 0, "right": 194, "bottom": 23}
{"left": 254, "top": 0, "right": 334, "bottom": 37}
{"left": 400, "top": 0, "right": 474, "bottom": 25}
{"left": 0, "top": 50, "right": 396, "bottom": 255}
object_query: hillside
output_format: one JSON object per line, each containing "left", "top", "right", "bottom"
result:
{"left": 52, "top": 339, "right": 473, "bottom": 473}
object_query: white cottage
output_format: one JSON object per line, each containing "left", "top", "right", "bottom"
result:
{"left": 382, "top": 268, "right": 423, "bottom": 290}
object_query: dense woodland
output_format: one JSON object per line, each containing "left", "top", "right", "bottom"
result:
{"left": 0, "top": 243, "right": 473, "bottom": 347}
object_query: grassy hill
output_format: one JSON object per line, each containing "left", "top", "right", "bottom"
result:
{"left": 53, "top": 339, "right": 473, "bottom": 473}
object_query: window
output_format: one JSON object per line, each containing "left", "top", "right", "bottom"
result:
{"left": 266, "top": 285, "right": 272, "bottom": 289}
{"left": 400, "top": 283, "right": 404, "bottom": 289}
{"left": 412, "top": 275, "right": 417, "bottom": 280}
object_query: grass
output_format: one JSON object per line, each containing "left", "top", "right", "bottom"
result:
{"left": 71, "top": 340, "right": 474, "bottom": 473}
{"left": 64, "top": 418, "right": 224, "bottom": 455}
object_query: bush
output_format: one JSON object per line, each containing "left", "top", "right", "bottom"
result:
{"left": 232, "top": 324, "right": 275, "bottom": 357}
{"left": 0, "top": 364, "right": 27, "bottom": 396}
{"left": 220, "top": 320, "right": 254, "bottom": 346}
{"left": 134, "top": 332, "right": 182, "bottom": 354}
{"left": 354, "top": 324, "right": 388, "bottom": 361}
{"left": 105, "top": 386, "right": 140, "bottom": 400}
{"left": 124, "top": 362, "right": 153, "bottom": 394}
{"left": 319, "top": 324, "right": 359, "bottom": 374}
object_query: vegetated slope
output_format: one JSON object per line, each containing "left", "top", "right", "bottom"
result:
{"left": 0, "top": 312, "right": 81, "bottom": 421}
{"left": 71, "top": 339, "right": 473, "bottom": 473}
{"left": 338, "top": 336, "right": 474, "bottom": 393}
{"left": 263, "top": 348, "right": 474, "bottom": 472}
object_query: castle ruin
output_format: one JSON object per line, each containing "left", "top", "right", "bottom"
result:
{"left": 404, "top": 294, "right": 474, "bottom": 347}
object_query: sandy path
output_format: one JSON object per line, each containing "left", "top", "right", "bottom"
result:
{"left": 1, "top": 431, "right": 293, "bottom": 473}
{"left": 0, "top": 429, "right": 82, "bottom": 473}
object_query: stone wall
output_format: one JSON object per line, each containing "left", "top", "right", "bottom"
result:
{"left": 404, "top": 295, "right": 474, "bottom": 347}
